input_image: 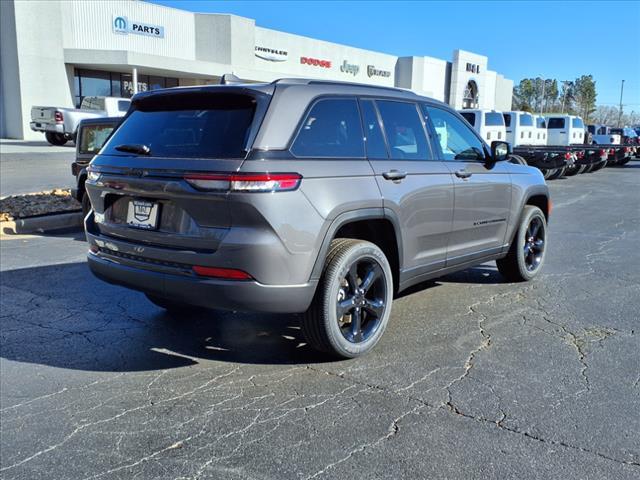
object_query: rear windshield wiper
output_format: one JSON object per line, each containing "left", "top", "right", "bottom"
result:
{"left": 115, "top": 144, "right": 151, "bottom": 155}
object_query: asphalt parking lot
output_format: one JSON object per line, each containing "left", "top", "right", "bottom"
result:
{"left": 1, "top": 162, "right": 639, "bottom": 479}
{"left": 0, "top": 140, "right": 75, "bottom": 196}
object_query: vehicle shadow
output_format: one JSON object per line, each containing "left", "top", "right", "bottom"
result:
{"left": 0, "top": 262, "right": 507, "bottom": 371}
{"left": 0, "top": 262, "right": 330, "bottom": 372}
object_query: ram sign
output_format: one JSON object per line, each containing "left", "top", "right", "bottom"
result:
{"left": 113, "top": 16, "right": 165, "bottom": 38}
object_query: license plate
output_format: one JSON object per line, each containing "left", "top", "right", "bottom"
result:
{"left": 126, "top": 200, "right": 159, "bottom": 230}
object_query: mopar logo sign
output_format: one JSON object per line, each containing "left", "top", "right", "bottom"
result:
{"left": 112, "top": 16, "right": 164, "bottom": 38}
{"left": 113, "top": 16, "right": 127, "bottom": 33}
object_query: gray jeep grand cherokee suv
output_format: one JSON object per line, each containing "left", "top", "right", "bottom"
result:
{"left": 85, "top": 78, "right": 550, "bottom": 358}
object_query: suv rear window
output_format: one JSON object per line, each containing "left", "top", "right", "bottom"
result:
{"left": 572, "top": 118, "right": 584, "bottom": 129}
{"left": 484, "top": 112, "right": 504, "bottom": 126}
{"left": 103, "top": 93, "right": 257, "bottom": 158}
{"left": 460, "top": 112, "right": 476, "bottom": 126}
{"left": 291, "top": 98, "right": 364, "bottom": 158}
{"left": 547, "top": 118, "right": 565, "bottom": 129}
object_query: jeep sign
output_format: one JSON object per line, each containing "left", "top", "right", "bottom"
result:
{"left": 113, "top": 16, "right": 164, "bottom": 38}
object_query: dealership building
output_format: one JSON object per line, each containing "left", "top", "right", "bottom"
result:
{"left": 0, "top": 0, "right": 513, "bottom": 140}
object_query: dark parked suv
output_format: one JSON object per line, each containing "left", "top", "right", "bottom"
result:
{"left": 85, "top": 78, "right": 550, "bottom": 358}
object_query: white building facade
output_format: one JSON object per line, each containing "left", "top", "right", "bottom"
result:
{"left": 0, "top": 0, "right": 513, "bottom": 139}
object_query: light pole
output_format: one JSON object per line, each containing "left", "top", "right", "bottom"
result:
{"left": 539, "top": 77, "right": 546, "bottom": 115}
{"left": 618, "top": 80, "right": 625, "bottom": 127}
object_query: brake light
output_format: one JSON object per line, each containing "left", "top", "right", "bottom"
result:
{"left": 192, "top": 266, "right": 253, "bottom": 280}
{"left": 599, "top": 149, "right": 606, "bottom": 156}
{"left": 54, "top": 111, "right": 64, "bottom": 123}
{"left": 185, "top": 173, "right": 302, "bottom": 192}
{"left": 577, "top": 151, "right": 584, "bottom": 158}
{"left": 548, "top": 199, "right": 553, "bottom": 215}
{"left": 564, "top": 152, "right": 572, "bottom": 160}
{"left": 624, "top": 147, "right": 630, "bottom": 153}
{"left": 610, "top": 149, "right": 615, "bottom": 154}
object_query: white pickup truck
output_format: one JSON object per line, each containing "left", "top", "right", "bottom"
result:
{"left": 30, "top": 96, "right": 130, "bottom": 145}
{"left": 545, "top": 115, "right": 585, "bottom": 146}
{"left": 587, "top": 124, "right": 621, "bottom": 145}
{"left": 458, "top": 109, "right": 506, "bottom": 143}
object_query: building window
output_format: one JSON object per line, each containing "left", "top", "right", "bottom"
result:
{"left": 73, "top": 69, "right": 179, "bottom": 107}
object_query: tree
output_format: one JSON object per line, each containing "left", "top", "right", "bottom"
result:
{"left": 512, "top": 78, "right": 536, "bottom": 111}
{"left": 573, "top": 75, "right": 597, "bottom": 121}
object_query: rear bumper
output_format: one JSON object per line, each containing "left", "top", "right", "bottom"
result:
{"left": 30, "top": 122, "right": 64, "bottom": 134}
{"left": 87, "top": 252, "right": 316, "bottom": 313}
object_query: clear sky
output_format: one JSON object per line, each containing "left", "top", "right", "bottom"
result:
{"left": 149, "top": 0, "right": 640, "bottom": 111}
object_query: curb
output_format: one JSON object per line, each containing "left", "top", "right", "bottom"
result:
{"left": 0, "top": 211, "right": 83, "bottom": 235}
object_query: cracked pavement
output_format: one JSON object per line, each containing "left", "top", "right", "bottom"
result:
{"left": 1, "top": 163, "right": 639, "bottom": 479}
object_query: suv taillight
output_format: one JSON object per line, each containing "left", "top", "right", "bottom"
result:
{"left": 54, "top": 112, "right": 64, "bottom": 123}
{"left": 185, "top": 173, "right": 302, "bottom": 192}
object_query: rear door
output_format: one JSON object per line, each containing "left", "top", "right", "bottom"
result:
{"left": 424, "top": 105, "right": 512, "bottom": 265}
{"left": 363, "top": 98, "right": 454, "bottom": 275}
{"left": 547, "top": 117, "right": 566, "bottom": 145}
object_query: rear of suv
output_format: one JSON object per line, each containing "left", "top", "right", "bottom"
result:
{"left": 86, "top": 79, "right": 550, "bottom": 358}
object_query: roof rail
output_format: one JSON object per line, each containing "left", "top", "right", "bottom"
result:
{"left": 269, "top": 77, "right": 414, "bottom": 95}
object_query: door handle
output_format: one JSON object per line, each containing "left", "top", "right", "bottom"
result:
{"left": 382, "top": 170, "right": 407, "bottom": 181}
{"left": 455, "top": 169, "right": 472, "bottom": 179}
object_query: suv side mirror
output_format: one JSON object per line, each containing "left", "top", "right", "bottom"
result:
{"left": 490, "top": 141, "right": 511, "bottom": 162}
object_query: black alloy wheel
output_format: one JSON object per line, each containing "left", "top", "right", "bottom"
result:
{"left": 336, "top": 258, "right": 387, "bottom": 344}
{"left": 523, "top": 216, "right": 545, "bottom": 272}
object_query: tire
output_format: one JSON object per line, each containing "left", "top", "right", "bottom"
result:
{"left": 301, "top": 239, "right": 394, "bottom": 358}
{"left": 591, "top": 160, "right": 607, "bottom": 171}
{"left": 45, "top": 132, "right": 67, "bottom": 146}
{"left": 542, "top": 168, "right": 554, "bottom": 179}
{"left": 547, "top": 166, "right": 566, "bottom": 180}
{"left": 497, "top": 206, "right": 547, "bottom": 282}
{"left": 583, "top": 163, "right": 595, "bottom": 173}
{"left": 564, "top": 164, "right": 579, "bottom": 176}
{"left": 145, "top": 293, "right": 199, "bottom": 314}
{"left": 617, "top": 157, "right": 631, "bottom": 166}
{"left": 81, "top": 192, "right": 91, "bottom": 219}
{"left": 509, "top": 154, "right": 527, "bottom": 166}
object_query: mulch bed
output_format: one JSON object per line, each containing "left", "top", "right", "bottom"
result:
{"left": 0, "top": 189, "right": 81, "bottom": 222}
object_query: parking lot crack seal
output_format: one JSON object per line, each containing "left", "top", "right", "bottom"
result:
{"left": 442, "top": 401, "right": 640, "bottom": 467}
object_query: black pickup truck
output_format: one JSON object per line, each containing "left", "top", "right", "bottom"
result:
{"left": 72, "top": 117, "right": 121, "bottom": 216}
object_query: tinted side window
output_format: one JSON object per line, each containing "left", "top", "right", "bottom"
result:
{"left": 547, "top": 118, "right": 565, "bottom": 129}
{"left": 485, "top": 112, "right": 504, "bottom": 126}
{"left": 519, "top": 114, "right": 533, "bottom": 127}
{"left": 572, "top": 117, "right": 584, "bottom": 129}
{"left": 503, "top": 113, "right": 511, "bottom": 127}
{"left": 460, "top": 112, "right": 476, "bottom": 126}
{"left": 376, "top": 100, "right": 428, "bottom": 160}
{"left": 425, "top": 106, "right": 485, "bottom": 161}
{"left": 537, "top": 117, "right": 547, "bottom": 128}
{"left": 118, "top": 100, "right": 130, "bottom": 112}
{"left": 291, "top": 98, "right": 364, "bottom": 158}
{"left": 80, "top": 124, "right": 115, "bottom": 154}
{"left": 359, "top": 99, "right": 388, "bottom": 159}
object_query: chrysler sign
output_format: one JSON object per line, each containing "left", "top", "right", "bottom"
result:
{"left": 255, "top": 46, "right": 288, "bottom": 62}
{"left": 113, "top": 16, "right": 164, "bottom": 38}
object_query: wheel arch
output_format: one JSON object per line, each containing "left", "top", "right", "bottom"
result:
{"left": 310, "top": 209, "right": 402, "bottom": 292}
